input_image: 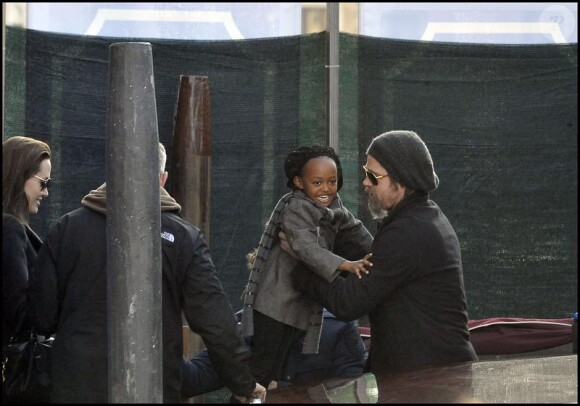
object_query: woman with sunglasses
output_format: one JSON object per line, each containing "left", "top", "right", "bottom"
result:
{"left": 2, "top": 135, "right": 52, "bottom": 403}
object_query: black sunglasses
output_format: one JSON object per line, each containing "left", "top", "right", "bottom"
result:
{"left": 362, "top": 165, "right": 388, "bottom": 186}
{"left": 34, "top": 175, "right": 51, "bottom": 191}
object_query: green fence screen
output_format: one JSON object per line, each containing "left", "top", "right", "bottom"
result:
{"left": 4, "top": 27, "right": 577, "bottom": 319}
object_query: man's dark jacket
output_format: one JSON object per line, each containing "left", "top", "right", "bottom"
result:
{"left": 293, "top": 193, "right": 478, "bottom": 374}
{"left": 29, "top": 184, "right": 256, "bottom": 403}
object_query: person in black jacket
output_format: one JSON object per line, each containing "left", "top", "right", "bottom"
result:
{"left": 29, "top": 143, "right": 265, "bottom": 403}
{"left": 181, "top": 309, "right": 367, "bottom": 398}
{"left": 288, "top": 130, "right": 478, "bottom": 374}
{"left": 2, "top": 135, "right": 52, "bottom": 403}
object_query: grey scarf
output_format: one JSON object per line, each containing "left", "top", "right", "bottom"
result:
{"left": 240, "top": 192, "right": 294, "bottom": 337}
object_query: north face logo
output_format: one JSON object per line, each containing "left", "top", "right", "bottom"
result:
{"left": 161, "top": 231, "right": 175, "bottom": 242}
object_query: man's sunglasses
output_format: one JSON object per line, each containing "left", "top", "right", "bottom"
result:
{"left": 363, "top": 165, "right": 388, "bottom": 186}
{"left": 34, "top": 175, "right": 51, "bottom": 191}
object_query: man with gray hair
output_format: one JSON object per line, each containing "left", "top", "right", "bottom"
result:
{"left": 288, "top": 130, "right": 478, "bottom": 374}
{"left": 30, "top": 142, "right": 265, "bottom": 403}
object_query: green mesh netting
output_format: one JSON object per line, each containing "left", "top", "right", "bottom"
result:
{"left": 4, "top": 27, "right": 577, "bottom": 319}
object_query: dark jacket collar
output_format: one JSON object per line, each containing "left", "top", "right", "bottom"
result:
{"left": 378, "top": 191, "right": 429, "bottom": 229}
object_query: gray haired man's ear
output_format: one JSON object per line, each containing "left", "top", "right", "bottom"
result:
{"left": 160, "top": 171, "right": 168, "bottom": 188}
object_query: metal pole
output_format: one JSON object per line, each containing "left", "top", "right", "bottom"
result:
{"left": 2, "top": 3, "right": 6, "bottom": 140}
{"left": 106, "top": 41, "right": 163, "bottom": 403}
{"left": 326, "top": 2, "right": 340, "bottom": 151}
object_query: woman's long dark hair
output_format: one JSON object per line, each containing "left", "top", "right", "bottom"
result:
{"left": 3, "top": 136, "right": 51, "bottom": 224}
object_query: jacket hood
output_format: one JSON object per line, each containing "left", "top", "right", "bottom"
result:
{"left": 81, "top": 182, "right": 181, "bottom": 215}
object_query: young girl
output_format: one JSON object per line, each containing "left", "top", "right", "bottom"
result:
{"left": 241, "top": 144, "right": 373, "bottom": 389}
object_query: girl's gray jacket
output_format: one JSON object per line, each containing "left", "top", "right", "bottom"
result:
{"left": 243, "top": 189, "right": 373, "bottom": 353}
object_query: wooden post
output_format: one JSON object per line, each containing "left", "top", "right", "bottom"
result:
{"left": 170, "top": 75, "right": 212, "bottom": 403}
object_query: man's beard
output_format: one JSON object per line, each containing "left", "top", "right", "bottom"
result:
{"left": 367, "top": 193, "right": 389, "bottom": 220}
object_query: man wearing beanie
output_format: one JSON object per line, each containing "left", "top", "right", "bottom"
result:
{"left": 290, "top": 130, "right": 478, "bottom": 377}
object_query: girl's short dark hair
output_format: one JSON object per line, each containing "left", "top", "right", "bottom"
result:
{"left": 284, "top": 144, "right": 343, "bottom": 191}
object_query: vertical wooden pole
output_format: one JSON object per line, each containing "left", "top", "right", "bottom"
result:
{"left": 170, "top": 75, "right": 212, "bottom": 403}
{"left": 170, "top": 75, "right": 212, "bottom": 240}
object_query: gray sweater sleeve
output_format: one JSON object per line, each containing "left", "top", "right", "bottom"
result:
{"left": 281, "top": 198, "right": 344, "bottom": 283}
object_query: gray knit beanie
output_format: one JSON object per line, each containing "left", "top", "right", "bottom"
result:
{"left": 366, "top": 130, "right": 439, "bottom": 193}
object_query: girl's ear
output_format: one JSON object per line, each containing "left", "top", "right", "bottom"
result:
{"left": 293, "top": 175, "right": 303, "bottom": 189}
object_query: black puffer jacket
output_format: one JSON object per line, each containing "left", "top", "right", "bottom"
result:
{"left": 30, "top": 184, "right": 256, "bottom": 403}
